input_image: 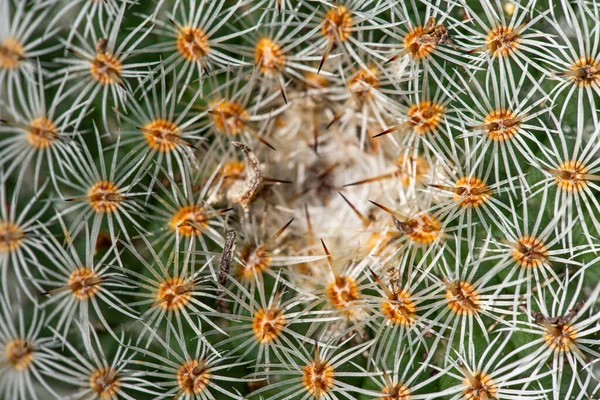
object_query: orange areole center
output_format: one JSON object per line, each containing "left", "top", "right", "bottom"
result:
{"left": 176, "top": 26, "right": 210, "bottom": 62}
{"left": 322, "top": 6, "right": 353, "bottom": 42}
{"left": 177, "top": 359, "right": 210, "bottom": 394}
{"left": 0, "top": 38, "right": 24, "bottom": 69}
{"left": 302, "top": 361, "right": 335, "bottom": 396}
{"left": 142, "top": 119, "right": 181, "bottom": 152}
{"left": 252, "top": 307, "right": 286, "bottom": 343}
{"left": 27, "top": 117, "right": 58, "bottom": 149}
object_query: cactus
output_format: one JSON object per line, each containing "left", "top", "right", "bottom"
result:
{"left": 1, "top": 0, "right": 599, "bottom": 399}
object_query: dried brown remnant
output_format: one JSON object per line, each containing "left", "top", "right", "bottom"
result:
{"left": 528, "top": 302, "right": 584, "bottom": 353}
{"left": 218, "top": 230, "right": 236, "bottom": 287}
{"left": 216, "top": 230, "right": 236, "bottom": 312}
{"left": 393, "top": 214, "right": 441, "bottom": 245}
{"left": 232, "top": 141, "right": 263, "bottom": 208}
{"left": 404, "top": 17, "right": 454, "bottom": 60}
{"left": 384, "top": 264, "right": 400, "bottom": 286}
